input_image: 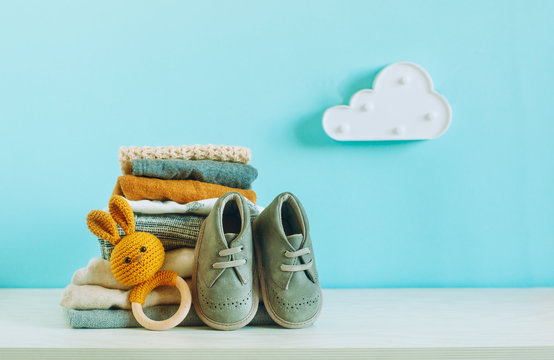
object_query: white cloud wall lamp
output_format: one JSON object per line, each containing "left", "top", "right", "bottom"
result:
{"left": 322, "top": 62, "right": 452, "bottom": 141}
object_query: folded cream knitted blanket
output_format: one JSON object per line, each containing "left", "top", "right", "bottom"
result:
{"left": 119, "top": 145, "right": 251, "bottom": 175}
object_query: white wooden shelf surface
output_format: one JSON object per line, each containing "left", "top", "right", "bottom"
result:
{"left": 0, "top": 288, "right": 553, "bottom": 359}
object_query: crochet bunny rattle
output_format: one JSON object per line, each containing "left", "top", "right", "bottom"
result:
{"left": 86, "top": 195, "right": 191, "bottom": 330}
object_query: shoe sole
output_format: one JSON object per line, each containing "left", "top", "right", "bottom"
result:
{"left": 252, "top": 220, "right": 323, "bottom": 329}
{"left": 191, "top": 218, "right": 259, "bottom": 331}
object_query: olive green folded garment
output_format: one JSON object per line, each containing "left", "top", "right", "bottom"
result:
{"left": 98, "top": 213, "right": 203, "bottom": 259}
{"left": 132, "top": 159, "right": 258, "bottom": 189}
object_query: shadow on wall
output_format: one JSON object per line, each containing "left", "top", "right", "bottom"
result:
{"left": 294, "top": 65, "right": 421, "bottom": 149}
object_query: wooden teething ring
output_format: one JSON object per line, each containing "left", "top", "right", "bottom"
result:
{"left": 131, "top": 276, "right": 191, "bottom": 331}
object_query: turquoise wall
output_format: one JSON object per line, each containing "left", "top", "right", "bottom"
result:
{"left": 1, "top": 0, "right": 552, "bottom": 288}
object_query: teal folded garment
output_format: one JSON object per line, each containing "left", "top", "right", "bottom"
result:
{"left": 64, "top": 303, "right": 275, "bottom": 328}
{"left": 132, "top": 159, "right": 258, "bottom": 189}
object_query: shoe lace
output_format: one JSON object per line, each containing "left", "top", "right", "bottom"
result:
{"left": 212, "top": 246, "right": 246, "bottom": 269}
{"left": 280, "top": 247, "right": 313, "bottom": 272}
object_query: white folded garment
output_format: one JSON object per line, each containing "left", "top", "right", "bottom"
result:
{"left": 119, "top": 197, "right": 264, "bottom": 216}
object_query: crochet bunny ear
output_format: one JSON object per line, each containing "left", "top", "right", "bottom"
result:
{"left": 108, "top": 196, "right": 135, "bottom": 235}
{"left": 86, "top": 210, "right": 121, "bottom": 245}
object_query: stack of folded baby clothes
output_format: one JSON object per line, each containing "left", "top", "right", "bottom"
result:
{"left": 102, "top": 144, "right": 260, "bottom": 259}
{"left": 60, "top": 144, "right": 274, "bottom": 328}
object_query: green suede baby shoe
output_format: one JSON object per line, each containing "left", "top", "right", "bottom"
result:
{"left": 253, "top": 192, "right": 322, "bottom": 328}
{"left": 192, "top": 192, "right": 258, "bottom": 330}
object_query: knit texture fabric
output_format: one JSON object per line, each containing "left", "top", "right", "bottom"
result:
{"left": 72, "top": 249, "right": 194, "bottom": 290}
{"left": 87, "top": 196, "right": 167, "bottom": 287}
{"left": 119, "top": 145, "right": 251, "bottom": 175}
{"left": 98, "top": 214, "right": 204, "bottom": 260}
{"left": 86, "top": 210, "right": 121, "bottom": 245}
{"left": 129, "top": 270, "right": 178, "bottom": 305}
{"left": 113, "top": 175, "right": 257, "bottom": 204}
{"left": 64, "top": 303, "right": 275, "bottom": 328}
{"left": 132, "top": 159, "right": 258, "bottom": 189}
{"left": 109, "top": 232, "right": 165, "bottom": 287}
{"left": 109, "top": 195, "right": 135, "bottom": 235}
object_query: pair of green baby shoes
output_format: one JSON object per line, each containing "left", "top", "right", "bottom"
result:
{"left": 191, "top": 192, "right": 322, "bottom": 330}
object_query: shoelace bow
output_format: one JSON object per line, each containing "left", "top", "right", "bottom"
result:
{"left": 212, "top": 246, "right": 246, "bottom": 269}
{"left": 280, "top": 247, "right": 313, "bottom": 272}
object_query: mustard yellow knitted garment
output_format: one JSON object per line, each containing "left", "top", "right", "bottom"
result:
{"left": 113, "top": 175, "right": 257, "bottom": 204}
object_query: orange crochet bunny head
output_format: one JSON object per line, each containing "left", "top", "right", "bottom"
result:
{"left": 86, "top": 196, "right": 165, "bottom": 286}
